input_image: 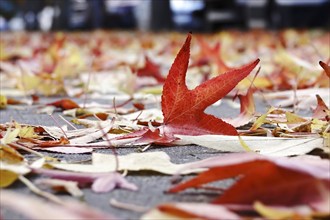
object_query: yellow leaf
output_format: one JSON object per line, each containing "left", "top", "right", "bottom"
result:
{"left": 238, "top": 135, "right": 252, "bottom": 152}
{"left": 250, "top": 107, "right": 275, "bottom": 131}
{"left": 19, "top": 74, "right": 41, "bottom": 92}
{"left": 14, "top": 123, "right": 38, "bottom": 139}
{"left": 285, "top": 112, "right": 307, "bottom": 124}
{"left": 141, "top": 208, "right": 182, "bottom": 220}
{"left": 1, "top": 128, "right": 20, "bottom": 144}
{"left": 139, "top": 86, "right": 163, "bottom": 95}
{"left": 254, "top": 201, "right": 303, "bottom": 220}
{"left": 0, "top": 170, "right": 18, "bottom": 187}
{"left": 311, "top": 119, "right": 328, "bottom": 133}
{"left": 0, "top": 145, "right": 24, "bottom": 163}
{"left": 0, "top": 95, "right": 7, "bottom": 109}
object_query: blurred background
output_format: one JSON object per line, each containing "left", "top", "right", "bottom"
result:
{"left": 0, "top": 0, "right": 329, "bottom": 32}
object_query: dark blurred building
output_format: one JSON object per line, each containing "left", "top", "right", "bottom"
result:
{"left": 0, "top": 0, "right": 329, "bottom": 31}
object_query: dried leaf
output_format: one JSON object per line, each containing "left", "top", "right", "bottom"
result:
{"left": 0, "top": 95, "right": 7, "bottom": 109}
{"left": 35, "top": 178, "right": 84, "bottom": 197}
{"left": 35, "top": 146, "right": 93, "bottom": 154}
{"left": 161, "top": 33, "right": 259, "bottom": 135}
{"left": 32, "top": 168, "right": 138, "bottom": 193}
{"left": 51, "top": 151, "right": 202, "bottom": 175}
{"left": 46, "top": 99, "right": 80, "bottom": 110}
{"left": 0, "top": 170, "right": 19, "bottom": 187}
{"left": 313, "top": 94, "right": 330, "bottom": 120}
{"left": 319, "top": 61, "right": 330, "bottom": 78}
{"left": 175, "top": 134, "right": 324, "bottom": 156}
{"left": 142, "top": 203, "right": 240, "bottom": 220}
{"left": 0, "top": 190, "right": 115, "bottom": 219}
{"left": 169, "top": 153, "right": 330, "bottom": 213}
{"left": 137, "top": 55, "right": 165, "bottom": 83}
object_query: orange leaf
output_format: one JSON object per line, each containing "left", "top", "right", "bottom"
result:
{"left": 319, "top": 61, "right": 330, "bottom": 78}
{"left": 46, "top": 99, "right": 80, "bottom": 110}
{"left": 313, "top": 94, "right": 330, "bottom": 121}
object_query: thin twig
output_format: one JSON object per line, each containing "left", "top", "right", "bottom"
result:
{"left": 93, "top": 113, "right": 103, "bottom": 121}
{"left": 112, "top": 97, "right": 118, "bottom": 116}
{"left": 98, "top": 117, "right": 119, "bottom": 171}
{"left": 18, "top": 175, "right": 62, "bottom": 204}
{"left": 9, "top": 143, "right": 44, "bottom": 158}
{"left": 49, "top": 114, "right": 68, "bottom": 139}
{"left": 109, "top": 199, "right": 147, "bottom": 213}
{"left": 141, "top": 144, "right": 152, "bottom": 152}
{"left": 83, "top": 56, "right": 94, "bottom": 109}
{"left": 58, "top": 114, "right": 77, "bottom": 130}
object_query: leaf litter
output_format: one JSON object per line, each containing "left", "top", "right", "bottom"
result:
{"left": 1, "top": 30, "right": 329, "bottom": 219}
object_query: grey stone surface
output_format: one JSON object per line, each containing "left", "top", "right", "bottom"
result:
{"left": 1, "top": 96, "right": 267, "bottom": 219}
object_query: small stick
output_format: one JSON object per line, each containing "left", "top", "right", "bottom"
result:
{"left": 109, "top": 199, "right": 147, "bottom": 213}
{"left": 58, "top": 114, "right": 77, "bottom": 130}
{"left": 9, "top": 143, "right": 44, "bottom": 158}
{"left": 83, "top": 56, "right": 94, "bottom": 109}
{"left": 49, "top": 114, "right": 68, "bottom": 139}
{"left": 19, "top": 175, "right": 62, "bottom": 204}
{"left": 98, "top": 118, "right": 118, "bottom": 171}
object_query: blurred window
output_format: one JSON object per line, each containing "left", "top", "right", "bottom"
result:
{"left": 170, "top": 0, "right": 204, "bottom": 13}
{"left": 276, "top": 0, "right": 329, "bottom": 5}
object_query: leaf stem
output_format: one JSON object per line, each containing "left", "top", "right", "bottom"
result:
{"left": 18, "top": 175, "right": 62, "bottom": 204}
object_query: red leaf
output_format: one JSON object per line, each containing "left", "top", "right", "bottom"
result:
{"left": 134, "top": 128, "right": 178, "bottom": 146}
{"left": 137, "top": 56, "right": 165, "bottom": 83}
{"left": 226, "top": 86, "right": 256, "bottom": 127}
{"left": 169, "top": 153, "right": 330, "bottom": 211}
{"left": 195, "top": 36, "right": 230, "bottom": 73}
{"left": 319, "top": 61, "right": 330, "bottom": 78}
{"left": 161, "top": 33, "right": 259, "bottom": 135}
{"left": 38, "top": 136, "right": 70, "bottom": 147}
{"left": 157, "top": 203, "right": 240, "bottom": 220}
{"left": 46, "top": 99, "right": 80, "bottom": 110}
{"left": 312, "top": 94, "right": 330, "bottom": 121}
{"left": 116, "top": 128, "right": 177, "bottom": 146}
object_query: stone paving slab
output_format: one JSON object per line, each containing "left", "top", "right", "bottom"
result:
{"left": 1, "top": 96, "right": 268, "bottom": 219}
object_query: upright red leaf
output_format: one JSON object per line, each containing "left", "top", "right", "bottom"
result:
{"left": 312, "top": 94, "right": 330, "bottom": 121}
{"left": 319, "top": 61, "right": 330, "bottom": 78}
{"left": 161, "top": 33, "right": 259, "bottom": 135}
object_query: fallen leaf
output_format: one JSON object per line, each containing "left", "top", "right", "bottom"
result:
{"left": 174, "top": 134, "right": 324, "bottom": 156}
{"left": 91, "top": 172, "right": 138, "bottom": 193}
{"left": 34, "top": 146, "right": 93, "bottom": 154}
{"left": 313, "top": 94, "right": 330, "bottom": 121}
{"left": 136, "top": 55, "right": 165, "bottom": 83}
{"left": 319, "top": 61, "right": 330, "bottom": 77}
{"left": 35, "top": 178, "right": 84, "bottom": 197}
{"left": 51, "top": 151, "right": 202, "bottom": 175}
{"left": 32, "top": 168, "right": 138, "bottom": 193}
{"left": 0, "top": 190, "right": 115, "bottom": 219}
{"left": 225, "top": 86, "right": 256, "bottom": 127}
{"left": 161, "top": 33, "right": 259, "bottom": 135}
{"left": 0, "top": 127, "right": 20, "bottom": 144}
{"left": 260, "top": 88, "right": 329, "bottom": 109}
{"left": 169, "top": 153, "right": 330, "bottom": 213}
{"left": 46, "top": 99, "right": 80, "bottom": 110}
{"left": 253, "top": 201, "right": 321, "bottom": 219}
{"left": 142, "top": 203, "right": 240, "bottom": 220}
{"left": 0, "top": 145, "right": 30, "bottom": 187}
{"left": 195, "top": 36, "right": 230, "bottom": 74}
{"left": 0, "top": 95, "right": 7, "bottom": 109}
